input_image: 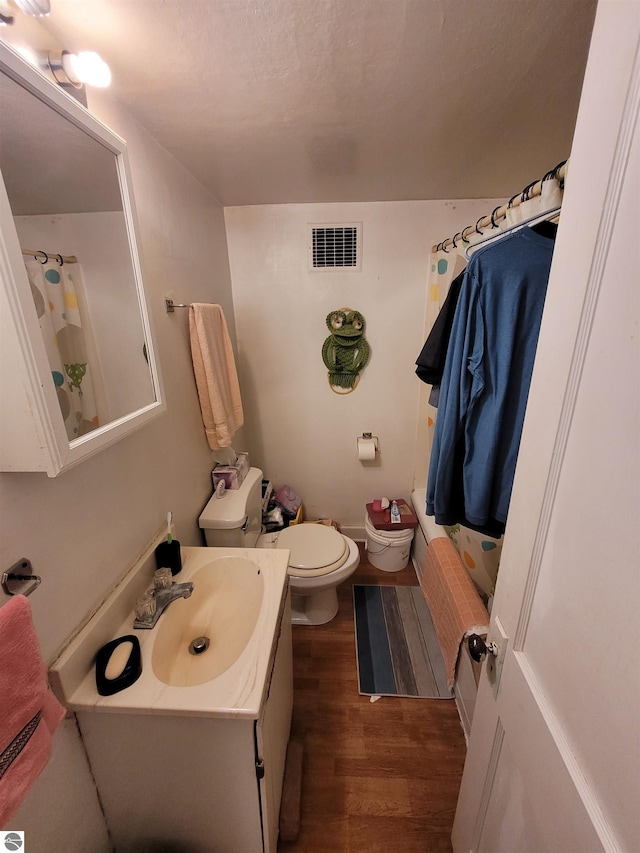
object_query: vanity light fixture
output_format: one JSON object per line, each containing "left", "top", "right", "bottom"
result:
{"left": 12, "top": 0, "right": 50, "bottom": 15}
{"left": 0, "top": 0, "right": 49, "bottom": 23}
{"left": 44, "top": 49, "right": 111, "bottom": 88}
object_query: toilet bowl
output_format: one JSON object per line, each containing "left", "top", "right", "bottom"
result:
{"left": 259, "top": 523, "right": 360, "bottom": 625}
{"left": 199, "top": 467, "right": 360, "bottom": 625}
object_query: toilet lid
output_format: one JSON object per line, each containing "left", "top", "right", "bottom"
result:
{"left": 277, "top": 524, "right": 348, "bottom": 578}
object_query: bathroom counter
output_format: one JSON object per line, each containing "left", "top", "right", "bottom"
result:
{"left": 50, "top": 533, "right": 290, "bottom": 720}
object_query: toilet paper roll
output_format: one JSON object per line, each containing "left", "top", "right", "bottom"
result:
{"left": 357, "top": 437, "right": 376, "bottom": 461}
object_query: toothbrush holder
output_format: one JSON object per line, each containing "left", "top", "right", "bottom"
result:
{"left": 154, "top": 539, "right": 182, "bottom": 575}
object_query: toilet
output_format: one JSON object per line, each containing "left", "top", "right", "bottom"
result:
{"left": 199, "top": 467, "right": 360, "bottom": 625}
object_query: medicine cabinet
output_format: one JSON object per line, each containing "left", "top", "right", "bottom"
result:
{"left": 0, "top": 41, "right": 164, "bottom": 476}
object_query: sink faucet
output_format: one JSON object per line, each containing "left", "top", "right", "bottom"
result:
{"left": 133, "top": 581, "right": 194, "bottom": 629}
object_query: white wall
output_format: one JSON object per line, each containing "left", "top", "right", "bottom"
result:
{"left": 1, "top": 82, "right": 239, "bottom": 851}
{"left": 225, "top": 199, "right": 497, "bottom": 535}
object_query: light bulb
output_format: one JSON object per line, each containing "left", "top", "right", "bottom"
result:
{"left": 13, "top": 0, "right": 50, "bottom": 16}
{"left": 62, "top": 50, "right": 111, "bottom": 88}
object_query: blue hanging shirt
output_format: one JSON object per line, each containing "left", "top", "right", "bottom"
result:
{"left": 426, "top": 227, "right": 555, "bottom": 530}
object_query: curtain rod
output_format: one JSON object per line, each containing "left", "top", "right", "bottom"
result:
{"left": 432, "top": 159, "right": 568, "bottom": 254}
{"left": 22, "top": 248, "right": 78, "bottom": 265}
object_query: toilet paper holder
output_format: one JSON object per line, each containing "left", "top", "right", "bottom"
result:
{"left": 357, "top": 433, "right": 379, "bottom": 451}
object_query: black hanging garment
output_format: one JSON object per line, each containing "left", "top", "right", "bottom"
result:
{"left": 415, "top": 268, "right": 466, "bottom": 393}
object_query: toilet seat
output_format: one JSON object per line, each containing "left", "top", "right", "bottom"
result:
{"left": 276, "top": 524, "right": 349, "bottom": 578}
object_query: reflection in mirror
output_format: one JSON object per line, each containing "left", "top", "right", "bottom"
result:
{"left": 0, "top": 69, "right": 156, "bottom": 444}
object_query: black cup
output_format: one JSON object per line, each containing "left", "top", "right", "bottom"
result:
{"left": 154, "top": 540, "right": 182, "bottom": 575}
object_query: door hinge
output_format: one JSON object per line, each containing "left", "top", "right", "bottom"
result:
{"left": 255, "top": 757, "right": 265, "bottom": 780}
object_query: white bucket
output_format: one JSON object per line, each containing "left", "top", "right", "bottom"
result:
{"left": 364, "top": 514, "right": 415, "bottom": 572}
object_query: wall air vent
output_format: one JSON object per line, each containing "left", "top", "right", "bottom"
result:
{"left": 309, "top": 224, "right": 362, "bottom": 271}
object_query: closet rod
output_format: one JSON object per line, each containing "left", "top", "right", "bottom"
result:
{"left": 432, "top": 159, "right": 568, "bottom": 253}
{"left": 22, "top": 248, "right": 78, "bottom": 265}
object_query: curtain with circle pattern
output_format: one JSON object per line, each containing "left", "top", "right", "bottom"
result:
{"left": 423, "top": 249, "right": 466, "bottom": 458}
{"left": 26, "top": 258, "right": 99, "bottom": 441}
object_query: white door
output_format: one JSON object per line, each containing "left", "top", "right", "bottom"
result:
{"left": 453, "top": 4, "right": 640, "bottom": 851}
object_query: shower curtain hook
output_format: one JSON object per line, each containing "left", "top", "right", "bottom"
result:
{"left": 475, "top": 217, "right": 485, "bottom": 235}
{"left": 490, "top": 206, "right": 501, "bottom": 229}
{"left": 521, "top": 180, "right": 537, "bottom": 202}
{"left": 552, "top": 159, "right": 567, "bottom": 188}
{"left": 56, "top": 254, "right": 64, "bottom": 266}
{"left": 36, "top": 250, "right": 48, "bottom": 264}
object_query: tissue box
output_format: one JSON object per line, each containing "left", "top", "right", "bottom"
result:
{"left": 212, "top": 465, "right": 240, "bottom": 490}
{"left": 211, "top": 453, "right": 250, "bottom": 491}
{"left": 235, "top": 452, "right": 249, "bottom": 484}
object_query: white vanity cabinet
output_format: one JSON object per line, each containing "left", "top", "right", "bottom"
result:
{"left": 76, "top": 591, "right": 293, "bottom": 853}
{"left": 255, "top": 592, "right": 295, "bottom": 852}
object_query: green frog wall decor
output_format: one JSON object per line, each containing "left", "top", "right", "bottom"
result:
{"left": 322, "top": 308, "right": 370, "bottom": 394}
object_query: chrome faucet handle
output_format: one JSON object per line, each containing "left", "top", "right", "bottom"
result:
{"left": 134, "top": 592, "right": 156, "bottom": 623}
{"left": 153, "top": 568, "right": 173, "bottom": 590}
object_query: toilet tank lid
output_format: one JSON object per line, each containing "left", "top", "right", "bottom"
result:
{"left": 199, "top": 467, "right": 263, "bottom": 530}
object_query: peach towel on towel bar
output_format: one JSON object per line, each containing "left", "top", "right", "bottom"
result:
{"left": 420, "top": 537, "right": 489, "bottom": 687}
{"left": 189, "top": 303, "right": 244, "bottom": 450}
{"left": 0, "top": 595, "right": 65, "bottom": 825}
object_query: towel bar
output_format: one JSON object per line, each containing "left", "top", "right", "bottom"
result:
{"left": 165, "top": 298, "right": 191, "bottom": 313}
{"left": 2, "top": 559, "right": 41, "bottom": 597}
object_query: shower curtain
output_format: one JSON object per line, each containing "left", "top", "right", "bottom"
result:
{"left": 26, "top": 258, "right": 99, "bottom": 441}
{"left": 422, "top": 249, "right": 466, "bottom": 458}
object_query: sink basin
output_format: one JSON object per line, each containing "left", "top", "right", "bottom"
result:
{"left": 49, "top": 539, "right": 290, "bottom": 719}
{"left": 152, "top": 556, "right": 264, "bottom": 687}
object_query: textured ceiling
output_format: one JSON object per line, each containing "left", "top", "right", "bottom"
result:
{"left": 38, "top": 0, "right": 597, "bottom": 206}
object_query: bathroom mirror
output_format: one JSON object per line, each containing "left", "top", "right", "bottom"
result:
{"left": 0, "top": 41, "right": 164, "bottom": 476}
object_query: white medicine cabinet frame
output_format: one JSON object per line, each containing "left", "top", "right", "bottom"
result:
{"left": 0, "top": 41, "right": 165, "bottom": 476}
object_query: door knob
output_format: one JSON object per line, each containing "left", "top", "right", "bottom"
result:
{"left": 468, "top": 634, "right": 498, "bottom": 663}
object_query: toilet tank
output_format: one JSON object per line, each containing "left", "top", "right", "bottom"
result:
{"left": 199, "top": 467, "right": 263, "bottom": 548}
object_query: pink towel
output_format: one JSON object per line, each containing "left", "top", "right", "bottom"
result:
{"left": 189, "top": 304, "right": 244, "bottom": 450}
{"left": 420, "top": 537, "right": 489, "bottom": 687}
{"left": 0, "top": 596, "right": 65, "bottom": 825}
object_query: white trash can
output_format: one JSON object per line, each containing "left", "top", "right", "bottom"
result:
{"left": 364, "top": 513, "right": 415, "bottom": 572}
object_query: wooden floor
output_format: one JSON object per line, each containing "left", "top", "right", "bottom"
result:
{"left": 278, "top": 546, "right": 467, "bottom": 853}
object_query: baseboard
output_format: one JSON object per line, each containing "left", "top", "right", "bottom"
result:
{"left": 410, "top": 555, "right": 423, "bottom": 585}
{"left": 340, "top": 524, "right": 366, "bottom": 541}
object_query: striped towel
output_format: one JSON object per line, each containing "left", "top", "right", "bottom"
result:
{"left": 0, "top": 595, "right": 65, "bottom": 825}
{"left": 420, "top": 537, "right": 489, "bottom": 687}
